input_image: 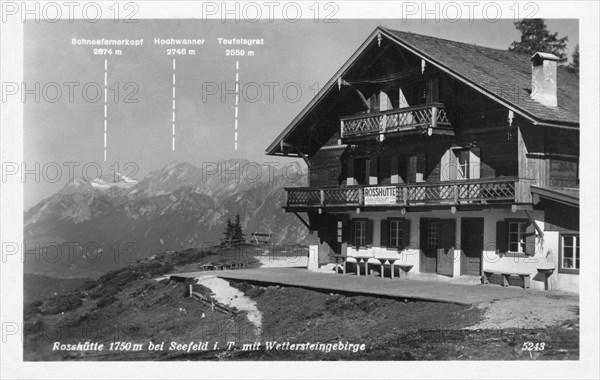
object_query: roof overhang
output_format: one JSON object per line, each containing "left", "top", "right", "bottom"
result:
{"left": 265, "top": 26, "right": 579, "bottom": 157}
{"left": 531, "top": 185, "right": 579, "bottom": 208}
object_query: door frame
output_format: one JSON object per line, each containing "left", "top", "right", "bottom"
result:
{"left": 419, "top": 218, "right": 438, "bottom": 273}
{"left": 460, "top": 217, "right": 484, "bottom": 276}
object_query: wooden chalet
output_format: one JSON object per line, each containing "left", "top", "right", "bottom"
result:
{"left": 266, "top": 27, "right": 579, "bottom": 292}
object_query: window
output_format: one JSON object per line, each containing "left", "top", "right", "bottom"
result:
{"left": 368, "top": 91, "right": 392, "bottom": 113}
{"left": 413, "top": 79, "right": 439, "bottom": 105}
{"left": 427, "top": 221, "right": 439, "bottom": 249}
{"left": 443, "top": 147, "right": 481, "bottom": 181}
{"left": 381, "top": 218, "right": 410, "bottom": 249}
{"left": 378, "top": 157, "right": 392, "bottom": 185}
{"left": 354, "top": 158, "right": 368, "bottom": 185}
{"left": 354, "top": 220, "right": 367, "bottom": 247}
{"left": 400, "top": 154, "right": 426, "bottom": 183}
{"left": 456, "top": 149, "right": 470, "bottom": 180}
{"left": 389, "top": 220, "right": 404, "bottom": 248}
{"left": 560, "top": 234, "right": 580, "bottom": 273}
{"left": 508, "top": 221, "right": 528, "bottom": 253}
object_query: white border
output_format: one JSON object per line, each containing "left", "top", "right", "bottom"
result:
{"left": 1, "top": 1, "right": 598, "bottom": 379}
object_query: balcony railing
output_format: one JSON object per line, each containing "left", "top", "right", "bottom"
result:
{"left": 285, "top": 178, "right": 518, "bottom": 208}
{"left": 340, "top": 103, "right": 451, "bottom": 139}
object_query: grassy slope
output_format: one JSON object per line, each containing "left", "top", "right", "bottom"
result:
{"left": 23, "top": 247, "right": 579, "bottom": 361}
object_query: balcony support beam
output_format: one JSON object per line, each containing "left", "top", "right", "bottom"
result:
{"left": 293, "top": 212, "right": 311, "bottom": 230}
{"left": 295, "top": 146, "right": 311, "bottom": 168}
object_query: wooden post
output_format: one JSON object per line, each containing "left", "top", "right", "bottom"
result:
{"left": 320, "top": 189, "right": 325, "bottom": 206}
{"left": 189, "top": 284, "right": 193, "bottom": 298}
{"left": 453, "top": 184, "right": 459, "bottom": 204}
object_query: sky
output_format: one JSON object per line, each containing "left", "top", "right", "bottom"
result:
{"left": 23, "top": 18, "right": 579, "bottom": 208}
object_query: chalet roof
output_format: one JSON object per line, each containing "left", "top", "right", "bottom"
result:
{"left": 266, "top": 27, "right": 579, "bottom": 156}
{"left": 383, "top": 28, "right": 579, "bottom": 125}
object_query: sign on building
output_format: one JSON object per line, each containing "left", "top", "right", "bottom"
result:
{"left": 364, "top": 186, "right": 397, "bottom": 205}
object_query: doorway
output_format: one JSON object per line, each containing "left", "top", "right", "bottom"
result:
{"left": 460, "top": 218, "right": 484, "bottom": 276}
{"left": 419, "top": 218, "right": 455, "bottom": 276}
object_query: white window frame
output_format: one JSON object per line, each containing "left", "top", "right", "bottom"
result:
{"left": 508, "top": 221, "right": 528, "bottom": 253}
{"left": 389, "top": 220, "right": 404, "bottom": 248}
{"left": 354, "top": 220, "right": 367, "bottom": 247}
{"left": 560, "top": 234, "right": 580, "bottom": 274}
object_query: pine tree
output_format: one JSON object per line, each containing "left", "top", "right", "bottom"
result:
{"left": 222, "top": 218, "right": 233, "bottom": 244}
{"left": 509, "top": 19, "right": 568, "bottom": 62}
{"left": 232, "top": 213, "right": 244, "bottom": 245}
{"left": 567, "top": 44, "right": 579, "bottom": 74}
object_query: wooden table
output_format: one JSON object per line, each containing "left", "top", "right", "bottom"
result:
{"left": 332, "top": 255, "right": 413, "bottom": 279}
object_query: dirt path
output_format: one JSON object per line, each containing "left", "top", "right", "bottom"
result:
{"left": 467, "top": 292, "right": 579, "bottom": 329}
{"left": 195, "top": 276, "right": 263, "bottom": 337}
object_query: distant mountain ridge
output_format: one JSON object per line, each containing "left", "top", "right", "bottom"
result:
{"left": 24, "top": 159, "right": 308, "bottom": 278}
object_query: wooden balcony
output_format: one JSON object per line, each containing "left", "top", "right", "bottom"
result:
{"left": 340, "top": 103, "right": 452, "bottom": 140}
{"left": 285, "top": 178, "right": 521, "bottom": 209}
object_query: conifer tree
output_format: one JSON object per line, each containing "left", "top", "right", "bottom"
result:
{"left": 222, "top": 218, "right": 233, "bottom": 244}
{"left": 232, "top": 213, "right": 244, "bottom": 244}
{"left": 509, "top": 19, "right": 568, "bottom": 62}
{"left": 567, "top": 44, "right": 579, "bottom": 74}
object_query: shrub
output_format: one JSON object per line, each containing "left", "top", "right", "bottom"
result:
{"left": 40, "top": 293, "right": 82, "bottom": 315}
{"left": 96, "top": 295, "right": 117, "bottom": 308}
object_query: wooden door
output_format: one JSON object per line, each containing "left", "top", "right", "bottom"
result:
{"left": 419, "top": 218, "right": 438, "bottom": 273}
{"left": 461, "top": 218, "right": 484, "bottom": 276}
{"left": 437, "top": 219, "right": 456, "bottom": 277}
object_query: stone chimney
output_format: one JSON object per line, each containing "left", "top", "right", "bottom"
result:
{"left": 530, "top": 52, "right": 560, "bottom": 107}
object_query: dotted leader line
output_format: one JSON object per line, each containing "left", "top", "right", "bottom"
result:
{"left": 172, "top": 58, "right": 176, "bottom": 151}
{"left": 234, "top": 60, "right": 239, "bottom": 150}
{"left": 104, "top": 59, "right": 108, "bottom": 161}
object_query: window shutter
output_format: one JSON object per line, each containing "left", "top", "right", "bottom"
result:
{"left": 416, "top": 153, "right": 427, "bottom": 182}
{"left": 470, "top": 147, "right": 481, "bottom": 180}
{"left": 346, "top": 158, "right": 355, "bottom": 186}
{"left": 369, "top": 158, "right": 378, "bottom": 185}
{"left": 366, "top": 219, "right": 374, "bottom": 247}
{"left": 426, "top": 79, "right": 439, "bottom": 103}
{"left": 525, "top": 222, "right": 536, "bottom": 256}
{"left": 340, "top": 216, "right": 348, "bottom": 244}
{"left": 380, "top": 218, "right": 389, "bottom": 248}
{"left": 448, "top": 150, "right": 458, "bottom": 180}
{"left": 348, "top": 219, "right": 355, "bottom": 248}
{"left": 402, "top": 218, "right": 411, "bottom": 249}
{"left": 431, "top": 79, "right": 439, "bottom": 102}
{"left": 496, "top": 220, "right": 507, "bottom": 253}
{"left": 398, "top": 87, "right": 410, "bottom": 108}
{"left": 391, "top": 155, "right": 400, "bottom": 184}
{"left": 379, "top": 91, "right": 392, "bottom": 111}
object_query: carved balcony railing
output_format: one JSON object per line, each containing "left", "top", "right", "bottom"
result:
{"left": 340, "top": 103, "right": 452, "bottom": 139}
{"left": 285, "top": 178, "right": 518, "bottom": 208}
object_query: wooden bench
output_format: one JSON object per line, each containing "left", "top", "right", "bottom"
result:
{"left": 482, "top": 270, "right": 531, "bottom": 289}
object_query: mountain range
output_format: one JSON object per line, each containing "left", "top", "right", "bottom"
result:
{"left": 23, "top": 159, "right": 308, "bottom": 278}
